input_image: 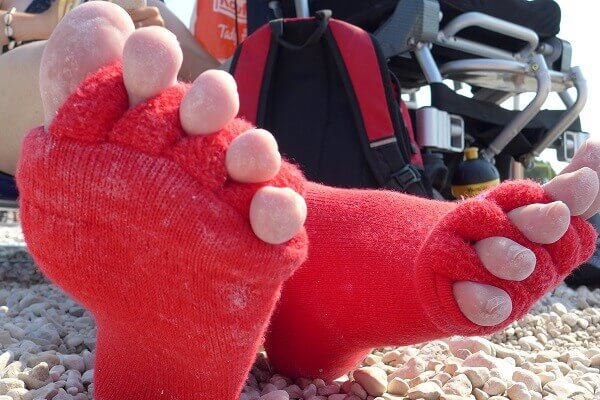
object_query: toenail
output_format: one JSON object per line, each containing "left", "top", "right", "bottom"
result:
{"left": 485, "top": 296, "right": 509, "bottom": 314}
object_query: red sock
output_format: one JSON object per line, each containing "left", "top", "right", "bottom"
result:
{"left": 16, "top": 64, "right": 308, "bottom": 399}
{"left": 265, "top": 181, "right": 596, "bottom": 380}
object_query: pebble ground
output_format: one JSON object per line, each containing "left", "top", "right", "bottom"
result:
{"left": 1, "top": 220, "right": 599, "bottom": 400}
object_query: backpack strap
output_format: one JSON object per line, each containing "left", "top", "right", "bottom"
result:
{"left": 326, "top": 19, "right": 431, "bottom": 196}
{"left": 230, "top": 23, "right": 275, "bottom": 125}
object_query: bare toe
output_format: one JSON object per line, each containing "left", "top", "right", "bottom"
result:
{"left": 507, "top": 201, "right": 570, "bottom": 244}
{"left": 123, "top": 27, "right": 183, "bottom": 107}
{"left": 250, "top": 186, "right": 307, "bottom": 245}
{"left": 40, "top": 1, "right": 134, "bottom": 126}
{"left": 474, "top": 237, "right": 536, "bottom": 281}
{"left": 180, "top": 70, "right": 240, "bottom": 135}
{"left": 226, "top": 129, "right": 282, "bottom": 183}
{"left": 543, "top": 167, "right": 598, "bottom": 216}
{"left": 559, "top": 139, "right": 600, "bottom": 218}
{"left": 453, "top": 281, "right": 513, "bottom": 326}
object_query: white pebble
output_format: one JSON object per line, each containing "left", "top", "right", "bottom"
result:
{"left": 512, "top": 368, "right": 541, "bottom": 392}
{"left": 446, "top": 337, "right": 493, "bottom": 356}
{"left": 388, "top": 357, "right": 426, "bottom": 380}
{"left": 463, "top": 352, "right": 514, "bottom": 381}
{"left": 387, "top": 378, "right": 409, "bottom": 396}
{"left": 0, "top": 378, "right": 24, "bottom": 395}
{"left": 406, "top": 381, "right": 444, "bottom": 400}
{"left": 483, "top": 377, "right": 507, "bottom": 396}
{"left": 259, "top": 390, "right": 289, "bottom": 400}
{"left": 457, "top": 367, "right": 490, "bottom": 389}
{"left": 506, "top": 382, "right": 530, "bottom": 400}
{"left": 442, "top": 373, "right": 472, "bottom": 397}
{"left": 352, "top": 367, "right": 387, "bottom": 397}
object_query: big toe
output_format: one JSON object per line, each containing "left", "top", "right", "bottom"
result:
{"left": 40, "top": 1, "right": 134, "bottom": 126}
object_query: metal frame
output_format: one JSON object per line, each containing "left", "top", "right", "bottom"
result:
{"left": 293, "top": 0, "right": 589, "bottom": 165}
{"left": 437, "top": 12, "right": 538, "bottom": 61}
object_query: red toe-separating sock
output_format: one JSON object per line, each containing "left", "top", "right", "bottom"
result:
{"left": 265, "top": 181, "right": 596, "bottom": 380}
{"left": 17, "top": 64, "right": 308, "bottom": 400}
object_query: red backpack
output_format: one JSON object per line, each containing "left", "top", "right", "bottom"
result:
{"left": 230, "top": 10, "right": 432, "bottom": 197}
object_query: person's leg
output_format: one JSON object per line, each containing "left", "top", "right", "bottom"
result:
{"left": 18, "top": 3, "right": 308, "bottom": 399}
{"left": 0, "top": 1, "right": 219, "bottom": 177}
{"left": 0, "top": 40, "right": 46, "bottom": 175}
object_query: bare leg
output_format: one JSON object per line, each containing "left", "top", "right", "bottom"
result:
{"left": 0, "top": 1, "right": 220, "bottom": 176}
{"left": 0, "top": 41, "right": 46, "bottom": 175}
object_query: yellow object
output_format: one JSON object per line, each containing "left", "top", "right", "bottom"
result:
{"left": 451, "top": 147, "right": 501, "bottom": 199}
{"left": 464, "top": 147, "right": 479, "bottom": 160}
{"left": 451, "top": 179, "right": 500, "bottom": 198}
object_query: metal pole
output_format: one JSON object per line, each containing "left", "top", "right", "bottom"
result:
{"left": 295, "top": 0, "right": 310, "bottom": 17}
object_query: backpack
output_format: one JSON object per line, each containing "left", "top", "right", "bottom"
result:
{"left": 230, "top": 10, "right": 433, "bottom": 197}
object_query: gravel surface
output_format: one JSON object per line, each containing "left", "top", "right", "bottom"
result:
{"left": 1, "top": 221, "right": 599, "bottom": 400}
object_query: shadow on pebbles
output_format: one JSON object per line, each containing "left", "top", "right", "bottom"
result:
{"left": 1, "top": 222, "right": 599, "bottom": 400}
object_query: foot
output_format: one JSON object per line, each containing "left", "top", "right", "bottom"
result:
{"left": 265, "top": 150, "right": 598, "bottom": 379}
{"left": 18, "top": 3, "right": 307, "bottom": 399}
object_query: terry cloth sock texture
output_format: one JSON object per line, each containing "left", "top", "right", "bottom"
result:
{"left": 265, "top": 181, "right": 597, "bottom": 380}
{"left": 16, "top": 63, "right": 308, "bottom": 400}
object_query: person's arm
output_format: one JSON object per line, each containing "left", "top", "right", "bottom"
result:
{"left": 148, "top": 0, "right": 222, "bottom": 82}
{"left": 0, "top": 8, "right": 55, "bottom": 46}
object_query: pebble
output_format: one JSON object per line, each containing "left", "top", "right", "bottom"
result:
{"left": 18, "top": 362, "right": 50, "bottom": 389}
{"left": 388, "top": 357, "right": 426, "bottom": 380}
{"left": 352, "top": 368, "right": 387, "bottom": 397}
{"left": 457, "top": 367, "right": 489, "bottom": 388}
{"left": 506, "top": 382, "right": 530, "bottom": 400}
{"left": 406, "top": 382, "right": 444, "bottom": 399}
{"left": 0, "top": 378, "right": 24, "bottom": 395}
{"left": 2, "top": 362, "right": 24, "bottom": 379}
{"left": 551, "top": 303, "right": 567, "bottom": 315}
{"left": 5, "top": 387, "right": 27, "bottom": 400}
{"left": 473, "top": 388, "right": 489, "bottom": 400}
{"left": 543, "top": 380, "right": 593, "bottom": 398}
{"left": 0, "top": 353, "right": 13, "bottom": 372}
{"left": 387, "top": 378, "right": 409, "bottom": 396}
{"left": 259, "top": 391, "right": 289, "bottom": 400}
{"left": 483, "top": 378, "right": 507, "bottom": 396}
{"left": 65, "top": 370, "right": 83, "bottom": 394}
{"left": 350, "top": 382, "right": 367, "bottom": 399}
{"left": 60, "top": 355, "right": 85, "bottom": 374}
{"left": 442, "top": 374, "right": 472, "bottom": 397}
{"left": 511, "top": 368, "right": 541, "bottom": 392}
{"left": 561, "top": 313, "right": 578, "bottom": 327}
{"left": 22, "top": 382, "right": 57, "bottom": 400}
{"left": 446, "top": 337, "right": 493, "bottom": 357}
{"left": 463, "top": 352, "right": 513, "bottom": 381}
{"left": 2, "top": 225, "right": 600, "bottom": 400}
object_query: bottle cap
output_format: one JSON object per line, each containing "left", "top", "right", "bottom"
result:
{"left": 464, "top": 147, "right": 479, "bottom": 160}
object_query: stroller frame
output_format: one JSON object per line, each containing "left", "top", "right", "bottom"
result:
{"left": 293, "top": 0, "right": 589, "bottom": 169}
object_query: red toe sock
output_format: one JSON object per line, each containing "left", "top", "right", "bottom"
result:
{"left": 16, "top": 64, "right": 308, "bottom": 400}
{"left": 265, "top": 181, "right": 596, "bottom": 380}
